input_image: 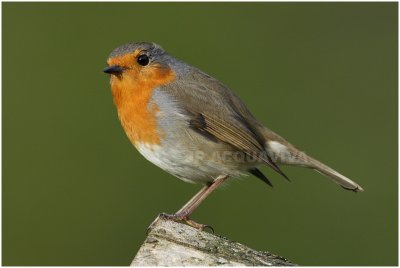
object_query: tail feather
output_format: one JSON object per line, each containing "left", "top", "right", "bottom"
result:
{"left": 309, "top": 157, "right": 364, "bottom": 192}
{"left": 266, "top": 140, "right": 364, "bottom": 192}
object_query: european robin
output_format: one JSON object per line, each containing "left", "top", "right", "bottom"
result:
{"left": 104, "top": 42, "right": 363, "bottom": 230}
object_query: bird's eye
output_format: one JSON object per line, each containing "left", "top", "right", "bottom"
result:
{"left": 137, "top": 54, "right": 149, "bottom": 66}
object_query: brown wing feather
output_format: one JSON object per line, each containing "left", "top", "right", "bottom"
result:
{"left": 160, "top": 69, "right": 289, "bottom": 179}
{"left": 201, "top": 113, "right": 289, "bottom": 180}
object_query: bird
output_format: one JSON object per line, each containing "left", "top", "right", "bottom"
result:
{"left": 104, "top": 42, "right": 363, "bottom": 230}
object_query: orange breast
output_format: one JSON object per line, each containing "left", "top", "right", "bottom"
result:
{"left": 110, "top": 67, "right": 175, "bottom": 146}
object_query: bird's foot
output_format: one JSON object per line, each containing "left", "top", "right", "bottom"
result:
{"left": 148, "top": 212, "right": 214, "bottom": 233}
{"left": 185, "top": 219, "right": 214, "bottom": 233}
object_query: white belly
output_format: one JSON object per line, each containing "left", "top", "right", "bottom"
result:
{"left": 136, "top": 143, "right": 212, "bottom": 183}
{"left": 135, "top": 142, "right": 247, "bottom": 184}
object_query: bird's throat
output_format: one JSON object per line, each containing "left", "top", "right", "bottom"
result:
{"left": 110, "top": 70, "right": 175, "bottom": 146}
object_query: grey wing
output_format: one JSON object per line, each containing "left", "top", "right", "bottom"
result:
{"left": 160, "top": 69, "right": 288, "bottom": 179}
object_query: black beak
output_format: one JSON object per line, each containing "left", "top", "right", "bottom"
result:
{"left": 103, "top": 65, "right": 125, "bottom": 75}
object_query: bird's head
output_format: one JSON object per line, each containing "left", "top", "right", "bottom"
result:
{"left": 104, "top": 42, "right": 175, "bottom": 88}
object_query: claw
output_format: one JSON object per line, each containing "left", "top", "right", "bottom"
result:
{"left": 202, "top": 224, "right": 215, "bottom": 233}
{"left": 185, "top": 219, "right": 212, "bottom": 231}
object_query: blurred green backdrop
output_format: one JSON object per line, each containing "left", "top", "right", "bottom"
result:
{"left": 3, "top": 2, "right": 397, "bottom": 266}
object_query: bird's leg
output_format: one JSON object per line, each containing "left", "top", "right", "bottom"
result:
{"left": 176, "top": 175, "right": 229, "bottom": 217}
{"left": 157, "top": 175, "right": 229, "bottom": 231}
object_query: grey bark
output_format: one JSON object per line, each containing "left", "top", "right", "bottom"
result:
{"left": 131, "top": 217, "right": 296, "bottom": 266}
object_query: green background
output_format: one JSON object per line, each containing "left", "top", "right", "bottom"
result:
{"left": 3, "top": 2, "right": 397, "bottom": 266}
